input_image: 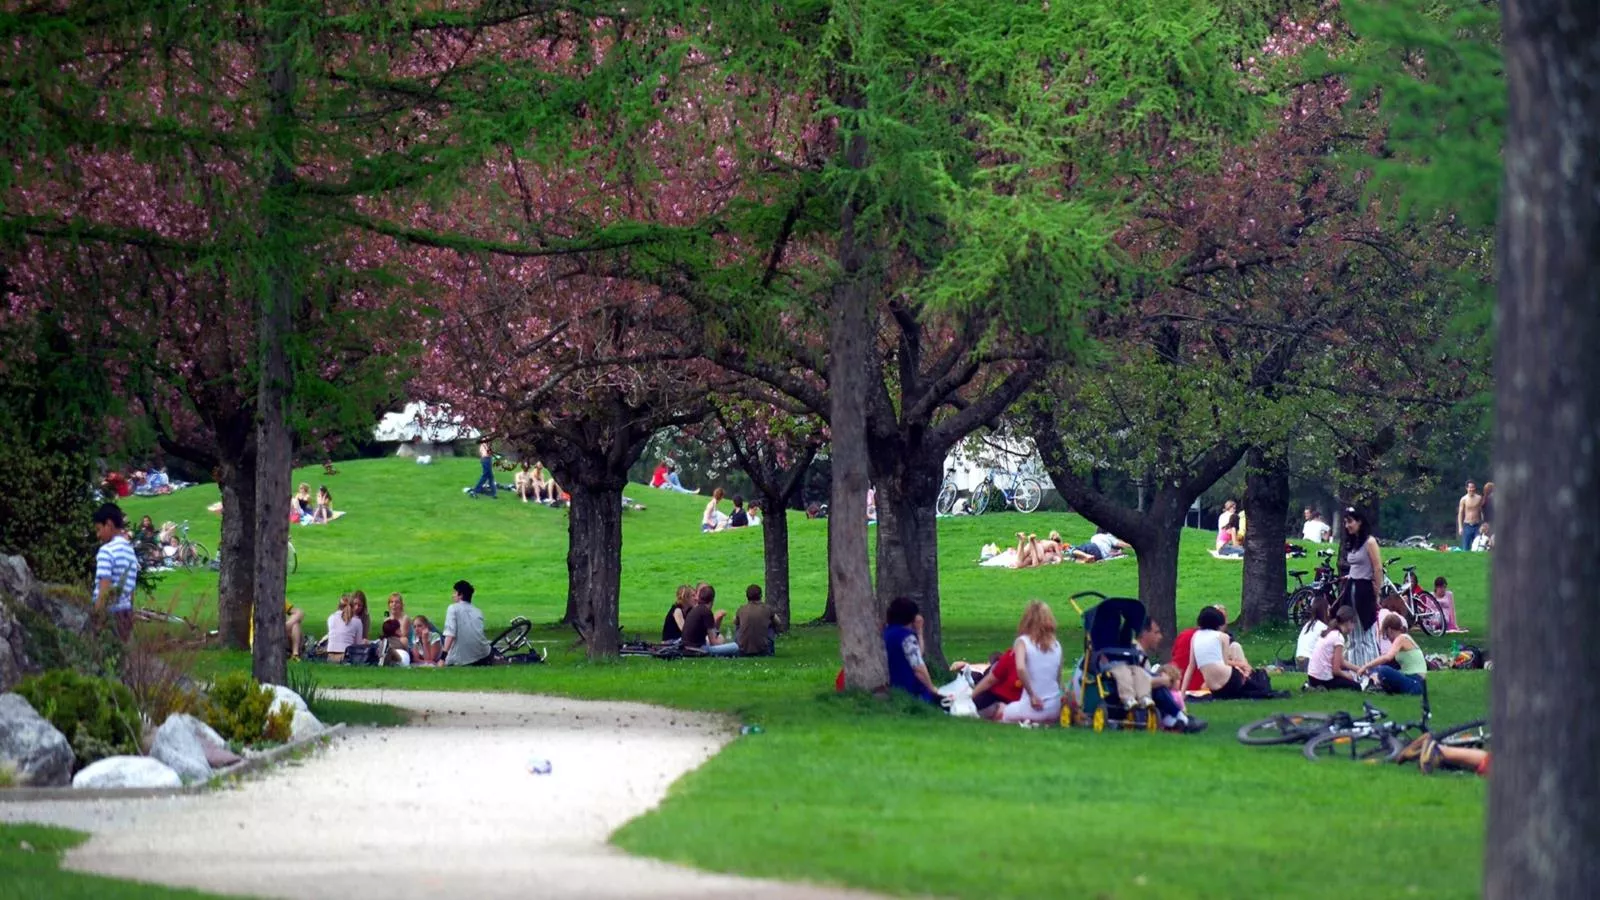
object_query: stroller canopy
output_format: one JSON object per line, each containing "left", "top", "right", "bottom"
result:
{"left": 1085, "top": 597, "right": 1147, "bottom": 651}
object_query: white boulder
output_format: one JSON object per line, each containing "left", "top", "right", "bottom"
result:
{"left": 149, "top": 715, "right": 214, "bottom": 784}
{"left": 72, "top": 756, "right": 182, "bottom": 790}
{"left": 288, "top": 705, "right": 322, "bottom": 739}
{"left": 264, "top": 683, "right": 308, "bottom": 714}
{"left": 0, "top": 693, "right": 73, "bottom": 786}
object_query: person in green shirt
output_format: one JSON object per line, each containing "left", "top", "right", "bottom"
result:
{"left": 1359, "top": 613, "right": 1427, "bottom": 695}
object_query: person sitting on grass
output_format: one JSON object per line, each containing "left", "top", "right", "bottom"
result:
{"left": 411, "top": 615, "right": 443, "bottom": 665}
{"left": 313, "top": 485, "right": 334, "bottom": 523}
{"left": 385, "top": 592, "right": 412, "bottom": 643}
{"left": 702, "top": 488, "right": 729, "bottom": 532}
{"left": 1433, "top": 577, "right": 1467, "bottom": 634}
{"left": 294, "top": 482, "right": 315, "bottom": 519}
{"left": 1133, "top": 617, "right": 1207, "bottom": 733}
{"left": 135, "top": 514, "right": 158, "bottom": 546}
{"left": 681, "top": 584, "right": 740, "bottom": 656}
{"left": 728, "top": 495, "right": 750, "bottom": 528}
{"left": 993, "top": 600, "right": 1064, "bottom": 725}
{"left": 347, "top": 589, "right": 371, "bottom": 642}
{"left": 286, "top": 602, "right": 305, "bottom": 660}
{"left": 515, "top": 462, "right": 536, "bottom": 503}
{"left": 1304, "top": 606, "right": 1362, "bottom": 691}
{"left": 661, "top": 584, "right": 696, "bottom": 643}
{"left": 533, "top": 461, "right": 558, "bottom": 504}
{"left": 443, "top": 580, "right": 492, "bottom": 666}
{"left": 734, "top": 584, "right": 781, "bottom": 656}
{"left": 1295, "top": 596, "right": 1332, "bottom": 671}
{"left": 651, "top": 459, "right": 697, "bottom": 494}
{"left": 1178, "top": 606, "right": 1277, "bottom": 700}
{"left": 958, "top": 649, "right": 1023, "bottom": 718}
{"left": 1011, "top": 531, "right": 1064, "bottom": 568}
{"left": 325, "top": 594, "right": 366, "bottom": 663}
{"left": 883, "top": 597, "right": 941, "bottom": 704}
{"left": 1357, "top": 613, "right": 1426, "bottom": 695}
{"left": 378, "top": 618, "right": 412, "bottom": 667}
{"left": 1068, "top": 531, "right": 1131, "bottom": 563}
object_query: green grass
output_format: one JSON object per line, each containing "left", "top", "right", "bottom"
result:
{"left": 108, "top": 457, "right": 1490, "bottom": 899}
{"left": 309, "top": 699, "right": 409, "bottom": 728}
{"left": 0, "top": 825, "right": 223, "bottom": 899}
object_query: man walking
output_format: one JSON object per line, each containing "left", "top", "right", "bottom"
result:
{"left": 92, "top": 503, "right": 140, "bottom": 640}
{"left": 1457, "top": 481, "right": 1484, "bottom": 551}
{"left": 467, "top": 439, "right": 497, "bottom": 498}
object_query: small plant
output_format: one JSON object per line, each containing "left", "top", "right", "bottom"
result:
{"left": 120, "top": 635, "right": 201, "bottom": 727}
{"left": 202, "top": 672, "right": 277, "bottom": 745}
{"left": 0, "top": 760, "right": 17, "bottom": 788}
{"left": 15, "top": 670, "right": 141, "bottom": 770}
{"left": 284, "top": 661, "right": 320, "bottom": 712}
{"left": 264, "top": 703, "right": 294, "bottom": 743}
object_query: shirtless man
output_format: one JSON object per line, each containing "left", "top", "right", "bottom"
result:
{"left": 1457, "top": 481, "right": 1484, "bottom": 551}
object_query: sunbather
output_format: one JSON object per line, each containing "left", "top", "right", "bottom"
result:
{"left": 1069, "top": 531, "right": 1131, "bottom": 563}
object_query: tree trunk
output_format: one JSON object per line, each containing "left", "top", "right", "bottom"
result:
{"left": 567, "top": 483, "right": 623, "bottom": 660}
{"left": 814, "top": 581, "right": 838, "bottom": 625}
{"left": 215, "top": 438, "right": 257, "bottom": 650}
{"left": 872, "top": 460, "right": 944, "bottom": 670}
{"left": 760, "top": 499, "right": 792, "bottom": 632}
{"left": 1486, "top": 2, "right": 1600, "bottom": 896}
{"left": 563, "top": 514, "right": 587, "bottom": 629}
{"left": 827, "top": 122, "right": 887, "bottom": 693}
{"left": 1239, "top": 446, "right": 1291, "bottom": 629}
{"left": 251, "top": 20, "right": 298, "bottom": 687}
{"left": 1131, "top": 518, "right": 1183, "bottom": 638}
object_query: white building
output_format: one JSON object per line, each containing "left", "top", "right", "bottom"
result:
{"left": 373, "top": 402, "right": 480, "bottom": 457}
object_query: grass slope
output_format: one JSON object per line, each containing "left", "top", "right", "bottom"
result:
{"left": 113, "top": 457, "right": 1488, "bottom": 899}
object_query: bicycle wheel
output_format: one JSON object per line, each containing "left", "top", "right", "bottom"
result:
{"left": 971, "top": 483, "right": 992, "bottom": 515}
{"left": 187, "top": 542, "right": 211, "bottom": 567}
{"left": 287, "top": 542, "right": 298, "bottom": 575}
{"left": 1013, "top": 478, "right": 1043, "bottom": 513}
{"left": 1237, "top": 712, "right": 1333, "bottom": 746}
{"left": 1434, "top": 719, "right": 1490, "bottom": 751}
{"left": 1411, "top": 591, "right": 1446, "bottom": 637}
{"left": 935, "top": 484, "right": 958, "bottom": 516}
{"left": 1304, "top": 728, "right": 1403, "bottom": 763}
{"left": 490, "top": 616, "right": 532, "bottom": 655}
{"left": 1286, "top": 587, "right": 1316, "bottom": 624}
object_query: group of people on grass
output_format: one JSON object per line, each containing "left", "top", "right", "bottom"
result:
{"left": 701, "top": 488, "right": 761, "bottom": 532}
{"left": 292, "top": 482, "right": 336, "bottom": 524}
{"left": 514, "top": 461, "right": 560, "bottom": 504}
{"left": 999, "top": 529, "right": 1131, "bottom": 568}
{"left": 661, "top": 582, "right": 780, "bottom": 656}
{"left": 311, "top": 581, "right": 492, "bottom": 667}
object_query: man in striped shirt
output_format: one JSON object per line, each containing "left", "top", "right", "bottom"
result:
{"left": 92, "top": 503, "right": 140, "bottom": 640}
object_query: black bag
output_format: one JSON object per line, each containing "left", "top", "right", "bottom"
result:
{"left": 342, "top": 643, "right": 380, "bottom": 666}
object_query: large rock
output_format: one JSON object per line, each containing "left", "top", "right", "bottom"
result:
{"left": 0, "top": 693, "right": 74, "bottom": 786}
{"left": 72, "top": 756, "right": 182, "bottom": 790}
{"left": 264, "top": 683, "right": 308, "bottom": 714}
{"left": 0, "top": 556, "right": 32, "bottom": 608}
{"left": 288, "top": 705, "right": 322, "bottom": 739}
{"left": 0, "top": 555, "right": 95, "bottom": 692}
{"left": 149, "top": 715, "right": 214, "bottom": 784}
{"left": 0, "top": 597, "right": 26, "bottom": 694}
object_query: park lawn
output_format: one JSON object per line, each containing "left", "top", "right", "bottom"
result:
{"left": 116, "top": 457, "right": 1490, "bottom": 899}
{"left": 0, "top": 824, "right": 223, "bottom": 899}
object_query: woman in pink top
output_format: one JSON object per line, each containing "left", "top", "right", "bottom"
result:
{"left": 1434, "top": 577, "right": 1466, "bottom": 633}
{"left": 1304, "top": 607, "right": 1361, "bottom": 691}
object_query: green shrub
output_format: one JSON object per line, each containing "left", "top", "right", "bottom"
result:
{"left": 202, "top": 672, "right": 282, "bottom": 745}
{"left": 264, "top": 703, "right": 294, "bottom": 744}
{"left": 12, "top": 589, "right": 121, "bottom": 679}
{"left": 15, "top": 670, "right": 141, "bottom": 770}
{"left": 0, "top": 761, "right": 17, "bottom": 788}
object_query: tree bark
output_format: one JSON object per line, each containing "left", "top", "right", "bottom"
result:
{"left": 760, "top": 501, "right": 792, "bottom": 632}
{"left": 1239, "top": 445, "right": 1291, "bottom": 629}
{"left": 827, "top": 121, "right": 887, "bottom": 693}
{"left": 1486, "top": 2, "right": 1600, "bottom": 896}
{"left": 214, "top": 435, "right": 257, "bottom": 650}
{"left": 566, "top": 482, "right": 623, "bottom": 660}
{"left": 251, "top": 13, "right": 299, "bottom": 687}
{"left": 872, "top": 458, "right": 945, "bottom": 669}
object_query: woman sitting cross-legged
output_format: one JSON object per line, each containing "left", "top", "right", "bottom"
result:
{"left": 992, "top": 600, "right": 1064, "bottom": 725}
{"left": 313, "top": 485, "right": 334, "bottom": 523}
{"left": 1304, "top": 606, "right": 1363, "bottom": 691}
{"left": 1357, "top": 613, "right": 1426, "bottom": 695}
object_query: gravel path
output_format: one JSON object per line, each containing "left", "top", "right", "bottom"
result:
{"left": 1, "top": 689, "right": 874, "bottom": 899}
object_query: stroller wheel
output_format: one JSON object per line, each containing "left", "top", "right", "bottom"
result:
{"left": 1092, "top": 707, "right": 1107, "bottom": 733}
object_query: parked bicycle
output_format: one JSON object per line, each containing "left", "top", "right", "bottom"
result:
{"left": 135, "top": 520, "right": 210, "bottom": 570}
{"left": 967, "top": 468, "right": 1045, "bottom": 515}
{"left": 1285, "top": 548, "right": 1339, "bottom": 623}
{"left": 1387, "top": 561, "right": 1446, "bottom": 636}
{"left": 936, "top": 468, "right": 962, "bottom": 516}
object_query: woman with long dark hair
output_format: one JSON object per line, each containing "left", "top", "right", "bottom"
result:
{"left": 1339, "top": 507, "right": 1383, "bottom": 668}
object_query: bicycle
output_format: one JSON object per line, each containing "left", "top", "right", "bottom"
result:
{"left": 1387, "top": 561, "right": 1446, "bottom": 636}
{"left": 968, "top": 468, "right": 1045, "bottom": 515}
{"left": 935, "top": 468, "right": 961, "bottom": 516}
{"left": 1303, "top": 682, "right": 1434, "bottom": 762}
{"left": 1285, "top": 548, "right": 1339, "bottom": 623}
{"left": 139, "top": 521, "right": 210, "bottom": 569}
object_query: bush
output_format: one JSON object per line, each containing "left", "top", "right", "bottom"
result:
{"left": 120, "top": 637, "right": 201, "bottom": 727}
{"left": 15, "top": 670, "right": 141, "bottom": 770}
{"left": 203, "top": 672, "right": 290, "bottom": 746}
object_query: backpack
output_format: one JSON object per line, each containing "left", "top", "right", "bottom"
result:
{"left": 1452, "top": 645, "right": 1486, "bottom": 670}
{"left": 342, "top": 643, "right": 380, "bottom": 666}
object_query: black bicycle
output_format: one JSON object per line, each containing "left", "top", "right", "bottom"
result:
{"left": 1303, "top": 683, "right": 1434, "bottom": 763}
{"left": 1285, "top": 548, "right": 1339, "bottom": 623}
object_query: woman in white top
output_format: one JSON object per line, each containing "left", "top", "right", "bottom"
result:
{"left": 1179, "top": 606, "right": 1271, "bottom": 699}
{"left": 1305, "top": 606, "right": 1361, "bottom": 690}
{"left": 701, "top": 488, "right": 728, "bottom": 533}
{"left": 998, "top": 600, "right": 1064, "bottom": 724}
{"left": 1294, "top": 596, "right": 1332, "bottom": 670}
{"left": 325, "top": 594, "right": 366, "bottom": 661}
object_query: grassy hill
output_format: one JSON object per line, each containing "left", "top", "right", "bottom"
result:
{"left": 117, "top": 457, "right": 1490, "bottom": 899}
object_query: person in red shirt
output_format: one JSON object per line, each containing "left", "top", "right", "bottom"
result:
{"left": 968, "top": 649, "right": 1025, "bottom": 718}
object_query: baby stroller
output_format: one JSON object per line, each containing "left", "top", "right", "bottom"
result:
{"left": 1070, "top": 591, "right": 1160, "bottom": 733}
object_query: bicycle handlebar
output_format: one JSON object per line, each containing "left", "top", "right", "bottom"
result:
{"left": 1385, "top": 556, "right": 1401, "bottom": 566}
{"left": 1363, "top": 702, "right": 1386, "bottom": 719}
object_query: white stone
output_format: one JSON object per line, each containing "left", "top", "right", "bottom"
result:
{"left": 287, "top": 705, "right": 322, "bottom": 739}
{"left": 263, "top": 684, "right": 308, "bottom": 715}
{"left": 0, "top": 693, "right": 73, "bottom": 786}
{"left": 72, "top": 756, "right": 182, "bottom": 790}
{"left": 149, "top": 715, "right": 214, "bottom": 784}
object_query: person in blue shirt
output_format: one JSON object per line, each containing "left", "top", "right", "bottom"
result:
{"left": 883, "top": 597, "right": 940, "bottom": 703}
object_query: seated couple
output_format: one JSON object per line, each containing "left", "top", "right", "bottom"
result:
{"left": 662, "top": 583, "right": 780, "bottom": 656}
{"left": 514, "top": 462, "right": 559, "bottom": 504}
{"left": 939, "top": 599, "right": 1069, "bottom": 726}
{"left": 651, "top": 460, "right": 698, "bottom": 494}
{"left": 1172, "top": 606, "right": 1286, "bottom": 700}
{"left": 293, "top": 483, "right": 336, "bottom": 524}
